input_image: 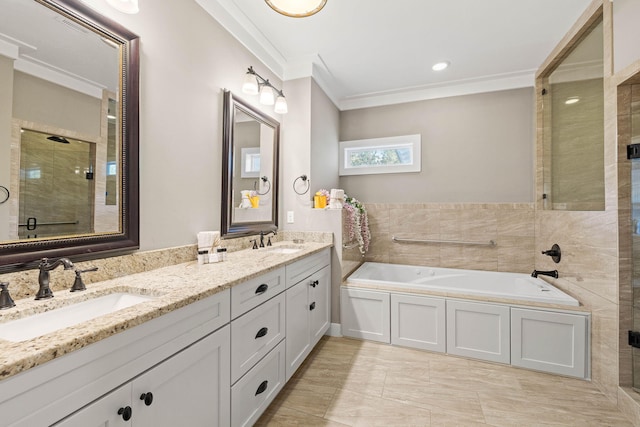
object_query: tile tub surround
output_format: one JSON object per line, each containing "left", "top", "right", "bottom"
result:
{"left": 0, "top": 240, "right": 332, "bottom": 381}
{"left": 0, "top": 230, "right": 332, "bottom": 301}
{"left": 343, "top": 203, "right": 535, "bottom": 274}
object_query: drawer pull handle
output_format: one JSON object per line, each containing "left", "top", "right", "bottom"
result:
{"left": 255, "top": 284, "right": 269, "bottom": 294}
{"left": 310, "top": 280, "right": 319, "bottom": 288}
{"left": 310, "top": 302, "right": 316, "bottom": 311}
{"left": 255, "top": 380, "right": 268, "bottom": 396}
{"left": 255, "top": 327, "right": 269, "bottom": 339}
{"left": 140, "top": 392, "right": 154, "bottom": 406}
{"left": 118, "top": 406, "right": 132, "bottom": 421}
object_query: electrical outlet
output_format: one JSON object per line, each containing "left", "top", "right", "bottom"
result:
{"left": 287, "top": 211, "right": 294, "bottom": 223}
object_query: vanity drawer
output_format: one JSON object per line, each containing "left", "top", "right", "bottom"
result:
{"left": 231, "top": 267, "right": 285, "bottom": 319}
{"left": 285, "top": 248, "right": 330, "bottom": 289}
{"left": 231, "top": 339, "right": 286, "bottom": 427}
{"left": 231, "top": 293, "right": 285, "bottom": 383}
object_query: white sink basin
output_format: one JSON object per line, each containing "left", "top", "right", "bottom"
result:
{"left": 0, "top": 292, "right": 155, "bottom": 342}
{"left": 266, "top": 247, "right": 302, "bottom": 254}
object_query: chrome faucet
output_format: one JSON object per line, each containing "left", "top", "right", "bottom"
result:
{"left": 531, "top": 269, "right": 558, "bottom": 279}
{"left": 36, "top": 257, "right": 74, "bottom": 300}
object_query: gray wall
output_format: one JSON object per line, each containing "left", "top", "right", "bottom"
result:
{"left": 81, "top": 0, "right": 285, "bottom": 251}
{"left": 310, "top": 79, "right": 340, "bottom": 193}
{"left": 339, "top": 88, "right": 535, "bottom": 203}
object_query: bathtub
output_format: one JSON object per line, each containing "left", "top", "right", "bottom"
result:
{"left": 347, "top": 262, "right": 579, "bottom": 307}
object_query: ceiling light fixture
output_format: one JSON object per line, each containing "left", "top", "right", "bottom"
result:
{"left": 105, "top": 0, "right": 139, "bottom": 14}
{"left": 432, "top": 61, "right": 450, "bottom": 71}
{"left": 565, "top": 96, "right": 580, "bottom": 105}
{"left": 265, "top": 0, "right": 327, "bottom": 18}
{"left": 242, "top": 66, "right": 288, "bottom": 114}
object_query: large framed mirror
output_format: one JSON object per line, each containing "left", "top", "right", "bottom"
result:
{"left": 222, "top": 90, "right": 279, "bottom": 237}
{"left": 0, "top": 0, "right": 139, "bottom": 272}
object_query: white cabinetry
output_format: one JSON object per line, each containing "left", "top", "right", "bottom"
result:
{"left": 285, "top": 249, "right": 331, "bottom": 381}
{"left": 231, "top": 340, "right": 286, "bottom": 427}
{"left": 341, "top": 287, "right": 390, "bottom": 343}
{"left": 391, "top": 293, "right": 446, "bottom": 352}
{"left": 231, "top": 293, "right": 285, "bottom": 383}
{"left": 341, "top": 286, "right": 591, "bottom": 379}
{"left": 55, "top": 325, "right": 231, "bottom": 427}
{"left": 511, "top": 308, "right": 589, "bottom": 378}
{"left": 446, "top": 300, "right": 510, "bottom": 364}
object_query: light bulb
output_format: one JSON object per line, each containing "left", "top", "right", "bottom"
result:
{"left": 274, "top": 95, "right": 288, "bottom": 114}
{"left": 242, "top": 73, "right": 259, "bottom": 95}
{"left": 260, "top": 85, "right": 275, "bottom": 105}
{"left": 432, "top": 61, "right": 450, "bottom": 71}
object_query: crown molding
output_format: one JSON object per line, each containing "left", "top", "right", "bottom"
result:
{"left": 196, "top": 0, "right": 536, "bottom": 110}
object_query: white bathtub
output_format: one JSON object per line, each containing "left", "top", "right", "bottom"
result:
{"left": 347, "top": 262, "right": 579, "bottom": 307}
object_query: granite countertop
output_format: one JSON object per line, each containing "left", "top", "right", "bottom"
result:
{"left": 0, "top": 241, "right": 331, "bottom": 381}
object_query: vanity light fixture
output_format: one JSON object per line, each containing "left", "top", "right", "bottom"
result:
{"left": 242, "top": 66, "right": 288, "bottom": 114}
{"left": 105, "top": 0, "right": 139, "bottom": 14}
{"left": 565, "top": 96, "right": 580, "bottom": 105}
{"left": 432, "top": 61, "right": 450, "bottom": 71}
{"left": 265, "top": 0, "right": 327, "bottom": 18}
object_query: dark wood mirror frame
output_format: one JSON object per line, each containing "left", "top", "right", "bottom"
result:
{"left": 0, "top": 0, "right": 139, "bottom": 273}
{"left": 221, "top": 90, "right": 279, "bottom": 238}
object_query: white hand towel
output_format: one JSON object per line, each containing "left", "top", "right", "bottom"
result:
{"left": 197, "top": 231, "right": 220, "bottom": 250}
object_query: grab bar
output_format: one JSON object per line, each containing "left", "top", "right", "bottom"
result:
{"left": 19, "top": 220, "right": 79, "bottom": 227}
{"left": 342, "top": 241, "right": 359, "bottom": 249}
{"left": 392, "top": 236, "right": 496, "bottom": 247}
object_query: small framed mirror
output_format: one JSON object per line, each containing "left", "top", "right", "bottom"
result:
{"left": 0, "top": 0, "right": 139, "bottom": 272}
{"left": 221, "top": 90, "right": 279, "bottom": 237}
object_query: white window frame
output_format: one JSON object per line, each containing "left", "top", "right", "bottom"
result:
{"left": 339, "top": 134, "right": 421, "bottom": 176}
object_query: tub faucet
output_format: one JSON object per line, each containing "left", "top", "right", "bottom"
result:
{"left": 36, "top": 257, "right": 74, "bottom": 300}
{"left": 531, "top": 269, "right": 558, "bottom": 279}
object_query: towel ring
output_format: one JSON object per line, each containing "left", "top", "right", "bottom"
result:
{"left": 0, "top": 186, "right": 8, "bottom": 204}
{"left": 254, "top": 176, "right": 271, "bottom": 196}
{"left": 293, "top": 175, "right": 310, "bottom": 195}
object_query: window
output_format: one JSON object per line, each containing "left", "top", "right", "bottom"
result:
{"left": 339, "top": 134, "right": 421, "bottom": 176}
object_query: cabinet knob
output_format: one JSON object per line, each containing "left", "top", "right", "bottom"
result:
{"left": 117, "top": 406, "right": 132, "bottom": 421}
{"left": 255, "top": 327, "right": 269, "bottom": 339}
{"left": 309, "top": 302, "right": 316, "bottom": 311}
{"left": 255, "top": 284, "right": 269, "bottom": 294}
{"left": 310, "top": 280, "right": 319, "bottom": 288}
{"left": 140, "top": 392, "right": 154, "bottom": 406}
{"left": 255, "top": 380, "right": 268, "bottom": 396}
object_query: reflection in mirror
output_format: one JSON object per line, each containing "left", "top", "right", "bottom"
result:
{"left": 0, "top": 0, "right": 139, "bottom": 271}
{"left": 222, "top": 90, "right": 279, "bottom": 237}
{"left": 542, "top": 18, "right": 604, "bottom": 211}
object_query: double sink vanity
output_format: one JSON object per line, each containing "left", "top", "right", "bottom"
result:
{"left": 0, "top": 242, "right": 332, "bottom": 426}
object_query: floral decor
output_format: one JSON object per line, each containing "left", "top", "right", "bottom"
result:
{"left": 343, "top": 195, "right": 370, "bottom": 255}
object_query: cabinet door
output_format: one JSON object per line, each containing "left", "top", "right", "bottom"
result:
{"left": 53, "top": 384, "right": 132, "bottom": 427}
{"left": 340, "top": 287, "right": 390, "bottom": 343}
{"left": 391, "top": 293, "right": 446, "bottom": 353}
{"left": 285, "top": 280, "right": 311, "bottom": 381}
{"left": 231, "top": 293, "right": 286, "bottom": 383}
{"left": 446, "top": 300, "right": 510, "bottom": 364}
{"left": 511, "top": 308, "right": 589, "bottom": 379}
{"left": 309, "top": 265, "right": 331, "bottom": 346}
{"left": 232, "top": 340, "right": 286, "bottom": 427}
{"left": 133, "top": 325, "right": 231, "bottom": 427}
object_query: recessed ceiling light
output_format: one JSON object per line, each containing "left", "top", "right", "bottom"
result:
{"left": 432, "top": 61, "right": 450, "bottom": 71}
{"left": 565, "top": 96, "right": 580, "bottom": 105}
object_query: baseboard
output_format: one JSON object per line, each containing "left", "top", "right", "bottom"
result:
{"left": 325, "top": 323, "right": 342, "bottom": 337}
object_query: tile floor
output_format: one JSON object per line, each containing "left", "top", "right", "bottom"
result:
{"left": 257, "top": 336, "right": 635, "bottom": 426}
